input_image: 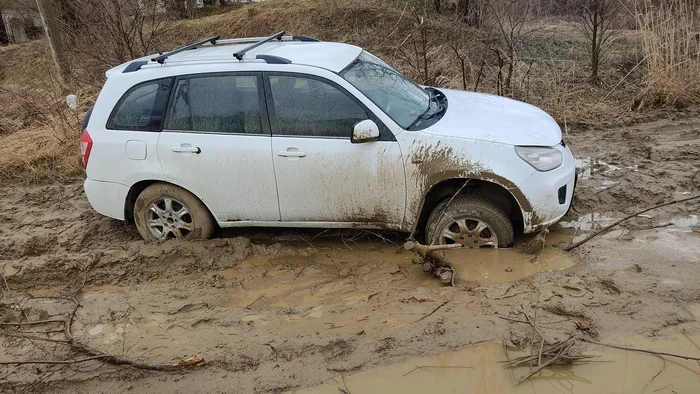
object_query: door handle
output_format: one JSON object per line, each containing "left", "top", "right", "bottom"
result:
{"left": 172, "top": 146, "right": 201, "bottom": 154}
{"left": 278, "top": 150, "right": 306, "bottom": 158}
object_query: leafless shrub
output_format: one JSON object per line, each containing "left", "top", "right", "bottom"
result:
{"left": 476, "top": 0, "right": 548, "bottom": 96}
{"left": 576, "top": 0, "right": 625, "bottom": 84}
{"left": 455, "top": 0, "right": 484, "bottom": 27}
{"left": 395, "top": 11, "right": 442, "bottom": 85}
{"left": 58, "top": 0, "right": 172, "bottom": 83}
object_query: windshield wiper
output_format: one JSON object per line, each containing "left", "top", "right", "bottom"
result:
{"left": 417, "top": 89, "right": 438, "bottom": 119}
{"left": 421, "top": 88, "right": 447, "bottom": 119}
{"left": 408, "top": 88, "right": 446, "bottom": 130}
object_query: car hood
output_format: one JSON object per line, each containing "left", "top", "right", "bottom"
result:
{"left": 423, "top": 89, "right": 562, "bottom": 146}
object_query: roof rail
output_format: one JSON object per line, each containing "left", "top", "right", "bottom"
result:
{"left": 152, "top": 36, "right": 220, "bottom": 64}
{"left": 233, "top": 31, "right": 286, "bottom": 61}
{"left": 215, "top": 35, "right": 319, "bottom": 46}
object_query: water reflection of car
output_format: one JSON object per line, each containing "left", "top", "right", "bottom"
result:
{"left": 80, "top": 32, "right": 576, "bottom": 247}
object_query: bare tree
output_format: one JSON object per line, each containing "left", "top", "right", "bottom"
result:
{"left": 59, "top": 0, "right": 170, "bottom": 78}
{"left": 479, "top": 0, "right": 545, "bottom": 96}
{"left": 456, "top": 0, "right": 482, "bottom": 27}
{"left": 577, "top": 0, "right": 623, "bottom": 84}
{"left": 396, "top": 11, "right": 439, "bottom": 85}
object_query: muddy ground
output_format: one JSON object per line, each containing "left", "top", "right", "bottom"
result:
{"left": 1, "top": 114, "right": 700, "bottom": 393}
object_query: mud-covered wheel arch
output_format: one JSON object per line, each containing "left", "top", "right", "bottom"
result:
{"left": 425, "top": 194, "right": 515, "bottom": 248}
{"left": 132, "top": 182, "right": 216, "bottom": 241}
{"left": 125, "top": 180, "right": 157, "bottom": 224}
{"left": 125, "top": 180, "right": 215, "bottom": 221}
{"left": 124, "top": 180, "right": 218, "bottom": 239}
{"left": 413, "top": 179, "right": 524, "bottom": 241}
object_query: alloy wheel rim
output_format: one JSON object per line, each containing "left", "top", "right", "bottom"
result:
{"left": 146, "top": 197, "right": 193, "bottom": 240}
{"left": 438, "top": 218, "right": 498, "bottom": 248}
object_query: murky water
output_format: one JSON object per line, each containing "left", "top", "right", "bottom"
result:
{"left": 292, "top": 332, "right": 700, "bottom": 394}
{"left": 575, "top": 157, "right": 626, "bottom": 180}
{"left": 443, "top": 234, "right": 575, "bottom": 283}
{"left": 672, "top": 215, "right": 699, "bottom": 228}
{"left": 559, "top": 213, "right": 618, "bottom": 231}
{"left": 32, "top": 233, "right": 578, "bottom": 312}
{"left": 559, "top": 213, "right": 699, "bottom": 232}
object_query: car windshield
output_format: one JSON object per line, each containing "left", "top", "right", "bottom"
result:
{"left": 340, "top": 51, "right": 430, "bottom": 129}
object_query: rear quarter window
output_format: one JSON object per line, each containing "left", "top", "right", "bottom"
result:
{"left": 107, "top": 78, "right": 173, "bottom": 131}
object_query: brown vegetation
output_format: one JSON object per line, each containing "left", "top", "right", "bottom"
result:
{"left": 0, "top": 0, "right": 699, "bottom": 183}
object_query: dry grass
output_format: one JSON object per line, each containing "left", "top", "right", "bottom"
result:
{"left": 0, "top": 0, "right": 696, "bottom": 184}
{"left": 634, "top": 0, "right": 700, "bottom": 109}
{"left": 0, "top": 128, "right": 83, "bottom": 183}
{"left": 0, "top": 41, "right": 91, "bottom": 183}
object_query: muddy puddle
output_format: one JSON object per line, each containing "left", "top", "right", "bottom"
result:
{"left": 293, "top": 331, "right": 700, "bottom": 394}
{"left": 25, "top": 233, "right": 581, "bottom": 356}
{"left": 559, "top": 213, "right": 700, "bottom": 232}
{"left": 32, "top": 233, "right": 579, "bottom": 307}
{"left": 559, "top": 213, "right": 618, "bottom": 231}
{"left": 575, "top": 157, "right": 629, "bottom": 180}
{"left": 36, "top": 234, "right": 578, "bottom": 306}
{"left": 443, "top": 232, "right": 576, "bottom": 283}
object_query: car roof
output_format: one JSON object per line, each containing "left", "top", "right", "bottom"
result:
{"left": 108, "top": 39, "right": 363, "bottom": 76}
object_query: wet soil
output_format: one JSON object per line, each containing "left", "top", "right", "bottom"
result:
{"left": 1, "top": 115, "right": 700, "bottom": 393}
{"left": 295, "top": 332, "right": 700, "bottom": 394}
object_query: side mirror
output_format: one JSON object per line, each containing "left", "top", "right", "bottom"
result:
{"left": 352, "top": 120, "right": 380, "bottom": 143}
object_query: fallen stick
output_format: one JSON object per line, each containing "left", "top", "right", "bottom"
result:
{"left": 416, "top": 299, "right": 451, "bottom": 322}
{"left": 504, "top": 338, "right": 580, "bottom": 368}
{"left": 582, "top": 338, "right": 700, "bottom": 362}
{"left": 643, "top": 356, "right": 666, "bottom": 393}
{"left": 403, "top": 241, "right": 463, "bottom": 254}
{"left": 245, "top": 294, "right": 269, "bottom": 310}
{"left": 408, "top": 180, "right": 470, "bottom": 242}
{"left": 402, "top": 365, "right": 472, "bottom": 376}
{"left": 0, "top": 355, "right": 108, "bottom": 366}
{"left": 404, "top": 241, "right": 460, "bottom": 286}
{"left": 564, "top": 195, "right": 700, "bottom": 251}
{"left": 493, "top": 291, "right": 530, "bottom": 300}
{"left": 0, "top": 319, "right": 66, "bottom": 326}
{"left": 1, "top": 284, "right": 206, "bottom": 372}
{"left": 518, "top": 339, "right": 574, "bottom": 384}
{"left": 505, "top": 354, "right": 594, "bottom": 368}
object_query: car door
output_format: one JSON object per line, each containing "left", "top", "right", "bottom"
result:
{"left": 265, "top": 73, "right": 406, "bottom": 226}
{"left": 157, "top": 72, "right": 281, "bottom": 222}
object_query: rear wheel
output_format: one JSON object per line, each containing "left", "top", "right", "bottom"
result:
{"left": 425, "top": 194, "right": 514, "bottom": 248}
{"left": 133, "top": 183, "right": 215, "bottom": 241}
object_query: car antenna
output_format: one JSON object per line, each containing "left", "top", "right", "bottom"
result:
{"left": 232, "top": 31, "right": 285, "bottom": 61}
{"left": 152, "top": 36, "right": 220, "bottom": 64}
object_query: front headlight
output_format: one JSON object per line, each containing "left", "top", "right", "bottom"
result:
{"left": 515, "top": 146, "right": 563, "bottom": 171}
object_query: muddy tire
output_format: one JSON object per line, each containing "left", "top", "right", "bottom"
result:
{"left": 134, "top": 183, "right": 215, "bottom": 241}
{"left": 425, "top": 194, "right": 514, "bottom": 248}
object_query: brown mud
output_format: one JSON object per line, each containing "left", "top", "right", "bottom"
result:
{"left": 1, "top": 115, "right": 700, "bottom": 393}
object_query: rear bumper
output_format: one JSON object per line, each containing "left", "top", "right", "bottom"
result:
{"left": 517, "top": 146, "right": 576, "bottom": 233}
{"left": 83, "top": 178, "right": 129, "bottom": 221}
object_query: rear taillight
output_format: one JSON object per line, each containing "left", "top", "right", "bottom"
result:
{"left": 80, "top": 129, "right": 93, "bottom": 168}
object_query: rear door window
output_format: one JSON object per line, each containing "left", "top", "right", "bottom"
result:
{"left": 107, "top": 78, "right": 172, "bottom": 131}
{"left": 165, "top": 74, "right": 264, "bottom": 135}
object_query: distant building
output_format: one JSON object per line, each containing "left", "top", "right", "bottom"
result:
{"left": 1, "top": 8, "right": 42, "bottom": 44}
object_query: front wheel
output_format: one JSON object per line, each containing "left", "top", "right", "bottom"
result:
{"left": 425, "top": 194, "right": 514, "bottom": 248}
{"left": 133, "top": 183, "right": 215, "bottom": 241}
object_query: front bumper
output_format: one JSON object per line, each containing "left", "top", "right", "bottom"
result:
{"left": 517, "top": 146, "right": 576, "bottom": 233}
{"left": 84, "top": 178, "right": 130, "bottom": 221}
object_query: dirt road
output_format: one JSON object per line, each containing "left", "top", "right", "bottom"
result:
{"left": 1, "top": 115, "right": 699, "bottom": 393}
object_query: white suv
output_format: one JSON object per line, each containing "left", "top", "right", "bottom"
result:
{"left": 81, "top": 32, "right": 576, "bottom": 247}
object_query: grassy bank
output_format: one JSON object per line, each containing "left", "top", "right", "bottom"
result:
{"left": 0, "top": 0, "right": 697, "bottom": 183}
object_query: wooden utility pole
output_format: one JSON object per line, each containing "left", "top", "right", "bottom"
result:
{"left": 36, "top": 0, "right": 68, "bottom": 84}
